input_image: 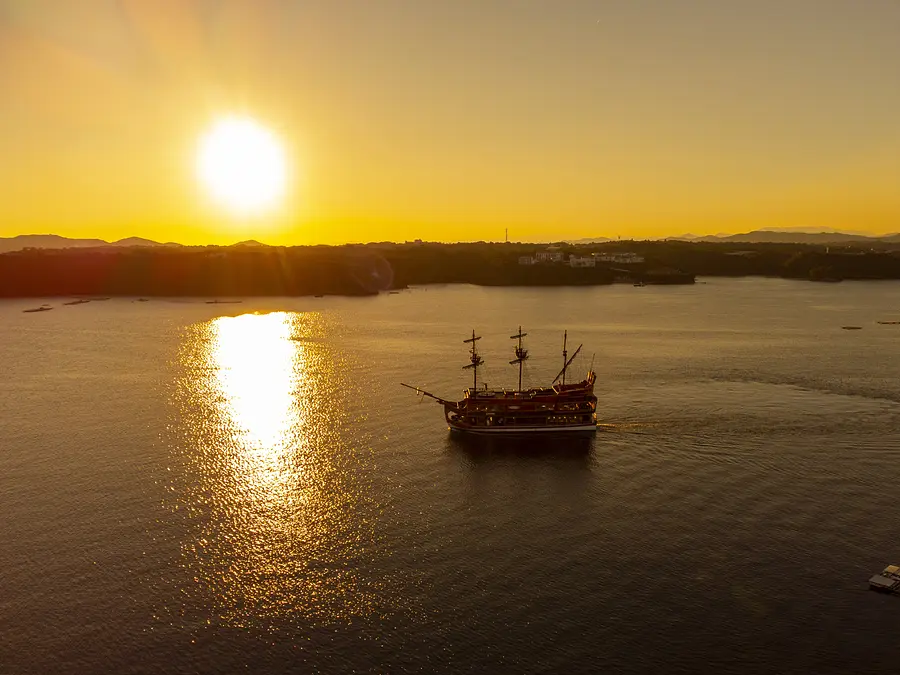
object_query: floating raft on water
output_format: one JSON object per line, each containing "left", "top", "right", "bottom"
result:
{"left": 869, "top": 564, "right": 900, "bottom": 594}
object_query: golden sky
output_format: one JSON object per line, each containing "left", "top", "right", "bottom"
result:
{"left": 1, "top": 0, "right": 899, "bottom": 245}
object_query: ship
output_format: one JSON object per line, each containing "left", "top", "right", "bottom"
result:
{"left": 402, "top": 328, "right": 597, "bottom": 434}
{"left": 869, "top": 564, "right": 900, "bottom": 594}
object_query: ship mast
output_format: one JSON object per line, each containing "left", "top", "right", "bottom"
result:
{"left": 552, "top": 341, "right": 583, "bottom": 385}
{"left": 509, "top": 326, "right": 529, "bottom": 391}
{"left": 561, "top": 330, "right": 568, "bottom": 386}
{"left": 462, "top": 330, "right": 483, "bottom": 392}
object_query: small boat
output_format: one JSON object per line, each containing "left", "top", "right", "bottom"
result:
{"left": 877, "top": 321, "right": 900, "bottom": 325}
{"left": 23, "top": 305, "right": 53, "bottom": 313}
{"left": 402, "top": 328, "right": 597, "bottom": 435}
{"left": 842, "top": 326, "right": 863, "bottom": 330}
{"left": 205, "top": 299, "right": 243, "bottom": 304}
{"left": 869, "top": 564, "right": 900, "bottom": 594}
{"left": 63, "top": 299, "right": 91, "bottom": 306}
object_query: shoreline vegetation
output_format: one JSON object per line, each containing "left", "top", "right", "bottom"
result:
{"left": 3, "top": 240, "right": 900, "bottom": 298}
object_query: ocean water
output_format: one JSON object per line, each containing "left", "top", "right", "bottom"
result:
{"left": 2, "top": 278, "right": 900, "bottom": 674}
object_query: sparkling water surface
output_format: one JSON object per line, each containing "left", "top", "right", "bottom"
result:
{"left": 2, "top": 278, "right": 900, "bottom": 674}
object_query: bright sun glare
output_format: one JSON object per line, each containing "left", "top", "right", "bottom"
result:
{"left": 197, "top": 116, "right": 287, "bottom": 213}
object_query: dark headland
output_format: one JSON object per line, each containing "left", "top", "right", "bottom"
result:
{"left": 3, "top": 238, "right": 900, "bottom": 298}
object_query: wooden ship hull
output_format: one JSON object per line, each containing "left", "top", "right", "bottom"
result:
{"left": 404, "top": 329, "right": 598, "bottom": 436}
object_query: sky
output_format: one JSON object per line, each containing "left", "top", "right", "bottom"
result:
{"left": 1, "top": 0, "right": 899, "bottom": 245}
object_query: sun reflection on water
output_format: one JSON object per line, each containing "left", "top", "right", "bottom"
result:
{"left": 170, "top": 311, "right": 392, "bottom": 628}
{"left": 208, "top": 313, "right": 304, "bottom": 510}
{"left": 212, "top": 312, "right": 298, "bottom": 451}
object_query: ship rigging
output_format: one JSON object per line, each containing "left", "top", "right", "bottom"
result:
{"left": 402, "top": 328, "right": 597, "bottom": 435}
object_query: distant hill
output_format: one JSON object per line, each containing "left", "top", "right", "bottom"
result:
{"left": 677, "top": 230, "right": 899, "bottom": 244}
{"left": 0, "top": 234, "right": 109, "bottom": 253}
{"left": 587, "top": 229, "right": 900, "bottom": 245}
{"left": 564, "top": 237, "right": 612, "bottom": 244}
{"left": 112, "top": 236, "right": 178, "bottom": 247}
{"left": 4, "top": 230, "right": 900, "bottom": 253}
{"left": 230, "top": 239, "right": 269, "bottom": 247}
{"left": 764, "top": 226, "right": 877, "bottom": 236}
{"left": 0, "top": 234, "right": 178, "bottom": 253}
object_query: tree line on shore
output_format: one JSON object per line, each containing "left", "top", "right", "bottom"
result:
{"left": 1, "top": 240, "right": 899, "bottom": 297}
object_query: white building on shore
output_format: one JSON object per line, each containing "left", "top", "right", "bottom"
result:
{"left": 595, "top": 252, "right": 644, "bottom": 264}
{"left": 534, "top": 248, "right": 564, "bottom": 263}
{"left": 519, "top": 246, "right": 565, "bottom": 265}
{"left": 568, "top": 254, "right": 596, "bottom": 268}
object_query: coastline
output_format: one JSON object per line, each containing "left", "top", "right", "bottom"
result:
{"left": 2, "top": 240, "right": 900, "bottom": 298}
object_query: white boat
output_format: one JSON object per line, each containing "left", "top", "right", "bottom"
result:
{"left": 869, "top": 564, "right": 900, "bottom": 593}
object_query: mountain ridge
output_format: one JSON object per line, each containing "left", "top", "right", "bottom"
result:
{"left": 0, "top": 234, "right": 185, "bottom": 253}
{"left": 4, "top": 229, "right": 900, "bottom": 253}
{"left": 669, "top": 230, "right": 900, "bottom": 244}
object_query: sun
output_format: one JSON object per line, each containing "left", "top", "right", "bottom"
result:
{"left": 196, "top": 116, "right": 288, "bottom": 213}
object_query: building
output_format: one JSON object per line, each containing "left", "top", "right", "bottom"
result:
{"left": 569, "top": 255, "right": 596, "bottom": 268}
{"left": 534, "top": 248, "right": 564, "bottom": 263}
{"left": 595, "top": 252, "right": 644, "bottom": 264}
